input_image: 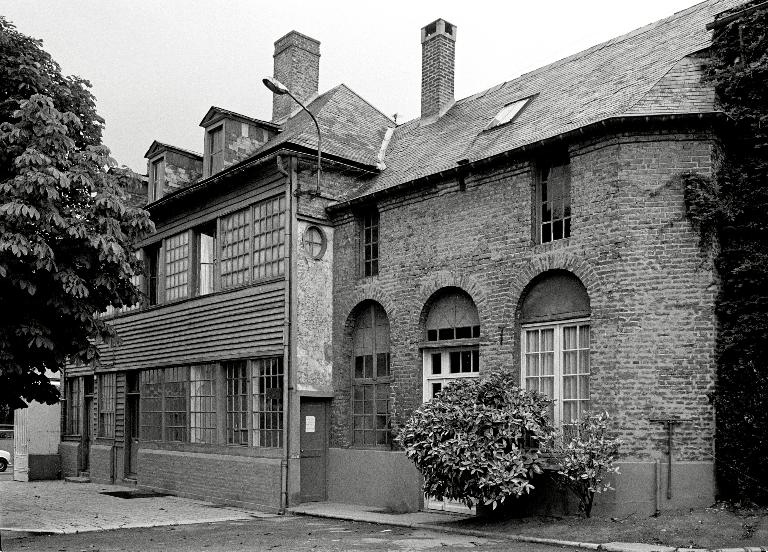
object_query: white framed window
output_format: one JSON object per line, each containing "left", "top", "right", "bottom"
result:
{"left": 521, "top": 319, "right": 590, "bottom": 434}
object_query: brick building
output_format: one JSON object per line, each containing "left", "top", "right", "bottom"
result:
{"left": 61, "top": 0, "right": 744, "bottom": 516}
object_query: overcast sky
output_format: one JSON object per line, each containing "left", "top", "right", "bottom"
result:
{"left": 1, "top": 1, "right": 702, "bottom": 173}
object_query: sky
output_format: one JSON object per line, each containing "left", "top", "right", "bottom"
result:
{"left": 1, "top": 0, "right": 703, "bottom": 173}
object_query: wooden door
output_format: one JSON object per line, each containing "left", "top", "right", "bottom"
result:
{"left": 125, "top": 397, "right": 139, "bottom": 477}
{"left": 299, "top": 399, "right": 328, "bottom": 502}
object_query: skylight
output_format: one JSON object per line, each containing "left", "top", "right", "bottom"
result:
{"left": 486, "top": 97, "right": 532, "bottom": 130}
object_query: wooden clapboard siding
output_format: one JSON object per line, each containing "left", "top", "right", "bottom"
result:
{"left": 98, "top": 281, "right": 285, "bottom": 371}
{"left": 141, "top": 165, "right": 287, "bottom": 245}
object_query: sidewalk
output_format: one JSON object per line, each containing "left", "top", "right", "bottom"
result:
{"left": 0, "top": 480, "right": 273, "bottom": 538}
{"left": 289, "top": 501, "right": 768, "bottom": 552}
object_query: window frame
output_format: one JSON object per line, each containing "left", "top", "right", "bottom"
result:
{"left": 207, "top": 124, "right": 224, "bottom": 177}
{"left": 64, "top": 377, "right": 82, "bottom": 436}
{"left": 520, "top": 318, "right": 590, "bottom": 430}
{"left": 150, "top": 156, "right": 165, "bottom": 202}
{"left": 535, "top": 158, "right": 572, "bottom": 244}
{"left": 360, "top": 210, "right": 380, "bottom": 278}
{"left": 351, "top": 304, "right": 391, "bottom": 448}
{"left": 97, "top": 373, "right": 116, "bottom": 439}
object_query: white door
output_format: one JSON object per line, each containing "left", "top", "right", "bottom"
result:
{"left": 422, "top": 348, "right": 479, "bottom": 514}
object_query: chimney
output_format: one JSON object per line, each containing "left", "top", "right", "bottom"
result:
{"left": 271, "top": 31, "right": 320, "bottom": 122}
{"left": 420, "top": 19, "right": 456, "bottom": 121}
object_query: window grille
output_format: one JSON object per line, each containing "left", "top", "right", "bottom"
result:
{"left": 164, "top": 366, "right": 189, "bottom": 442}
{"left": 538, "top": 161, "right": 571, "bottom": 243}
{"left": 164, "top": 232, "right": 190, "bottom": 301}
{"left": 362, "top": 211, "right": 379, "bottom": 277}
{"left": 252, "top": 357, "right": 283, "bottom": 447}
{"left": 190, "top": 364, "right": 217, "bottom": 444}
{"left": 140, "top": 369, "right": 163, "bottom": 441}
{"left": 220, "top": 208, "right": 251, "bottom": 289}
{"left": 98, "top": 373, "right": 116, "bottom": 438}
{"left": 65, "top": 377, "right": 82, "bottom": 435}
{"left": 253, "top": 196, "right": 286, "bottom": 280}
{"left": 225, "top": 360, "right": 249, "bottom": 445}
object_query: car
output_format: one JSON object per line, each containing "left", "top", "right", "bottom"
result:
{"left": 0, "top": 449, "right": 10, "bottom": 472}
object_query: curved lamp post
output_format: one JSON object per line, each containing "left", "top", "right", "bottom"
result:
{"left": 262, "top": 77, "right": 322, "bottom": 195}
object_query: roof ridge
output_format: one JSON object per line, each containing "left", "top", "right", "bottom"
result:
{"left": 334, "top": 83, "right": 396, "bottom": 125}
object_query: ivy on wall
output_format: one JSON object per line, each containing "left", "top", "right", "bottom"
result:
{"left": 686, "top": 0, "right": 768, "bottom": 503}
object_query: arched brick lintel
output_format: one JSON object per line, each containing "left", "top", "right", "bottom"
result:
{"left": 503, "top": 253, "right": 602, "bottom": 324}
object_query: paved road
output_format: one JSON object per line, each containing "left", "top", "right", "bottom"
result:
{"left": 3, "top": 516, "right": 570, "bottom": 551}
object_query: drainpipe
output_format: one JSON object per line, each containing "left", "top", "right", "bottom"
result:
{"left": 278, "top": 154, "right": 292, "bottom": 514}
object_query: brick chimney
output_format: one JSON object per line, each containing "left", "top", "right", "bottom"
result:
{"left": 271, "top": 31, "right": 320, "bottom": 122}
{"left": 420, "top": 19, "right": 456, "bottom": 121}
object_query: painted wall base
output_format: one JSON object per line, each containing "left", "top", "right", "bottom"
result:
{"left": 326, "top": 450, "right": 714, "bottom": 517}
{"left": 326, "top": 448, "right": 423, "bottom": 512}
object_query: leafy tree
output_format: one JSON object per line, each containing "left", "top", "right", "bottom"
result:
{"left": 550, "top": 411, "right": 621, "bottom": 517}
{"left": 0, "top": 18, "right": 154, "bottom": 410}
{"left": 397, "top": 371, "right": 554, "bottom": 510}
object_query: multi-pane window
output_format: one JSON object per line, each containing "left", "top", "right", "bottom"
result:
{"left": 252, "top": 358, "right": 283, "bottom": 448}
{"left": 190, "top": 364, "right": 217, "bottom": 444}
{"left": 425, "top": 292, "right": 481, "bottom": 342}
{"left": 65, "top": 377, "right": 82, "bottom": 435}
{"left": 352, "top": 303, "right": 391, "bottom": 446}
{"left": 538, "top": 160, "right": 571, "bottom": 243}
{"left": 164, "top": 232, "right": 190, "bottom": 301}
{"left": 208, "top": 126, "right": 224, "bottom": 177}
{"left": 225, "top": 361, "right": 249, "bottom": 446}
{"left": 220, "top": 208, "right": 252, "bottom": 289}
{"left": 140, "top": 369, "right": 163, "bottom": 441}
{"left": 523, "top": 321, "right": 590, "bottom": 435}
{"left": 164, "top": 366, "right": 189, "bottom": 442}
{"left": 97, "top": 373, "right": 116, "bottom": 438}
{"left": 362, "top": 211, "right": 379, "bottom": 277}
{"left": 253, "top": 196, "right": 286, "bottom": 280}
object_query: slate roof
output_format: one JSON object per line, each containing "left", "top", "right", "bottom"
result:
{"left": 253, "top": 84, "right": 394, "bottom": 168}
{"left": 338, "top": 0, "right": 744, "bottom": 200}
{"left": 143, "top": 140, "right": 202, "bottom": 160}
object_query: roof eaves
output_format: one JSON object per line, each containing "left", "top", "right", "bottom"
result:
{"left": 328, "top": 110, "right": 730, "bottom": 214}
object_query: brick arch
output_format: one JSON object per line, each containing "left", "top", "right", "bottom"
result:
{"left": 502, "top": 254, "right": 601, "bottom": 325}
{"left": 342, "top": 283, "right": 398, "bottom": 330}
{"left": 413, "top": 271, "right": 489, "bottom": 329}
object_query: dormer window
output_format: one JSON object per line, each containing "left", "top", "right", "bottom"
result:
{"left": 150, "top": 157, "right": 165, "bottom": 201}
{"left": 208, "top": 125, "right": 224, "bottom": 177}
{"left": 486, "top": 97, "right": 532, "bottom": 130}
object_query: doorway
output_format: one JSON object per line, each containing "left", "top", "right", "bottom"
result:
{"left": 422, "top": 349, "right": 479, "bottom": 514}
{"left": 125, "top": 372, "right": 140, "bottom": 478}
{"left": 299, "top": 398, "right": 328, "bottom": 502}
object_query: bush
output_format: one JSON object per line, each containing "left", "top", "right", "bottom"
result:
{"left": 397, "top": 370, "right": 554, "bottom": 509}
{"left": 551, "top": 411, "right": 621, "bottom": 517}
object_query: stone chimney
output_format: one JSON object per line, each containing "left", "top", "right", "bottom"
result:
{"left": 271, "top": 31, "right": 320, "bottom": 122}
{"left": 420, "top": 19, "right": 456, "bottom": 121}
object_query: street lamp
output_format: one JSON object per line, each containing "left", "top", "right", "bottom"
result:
{"left": 262, "top": 77, "right": 322, "bottom": 195}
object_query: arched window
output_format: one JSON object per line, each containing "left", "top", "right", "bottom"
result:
{"left": 351, "top": 302, "right": 391, "bottom": 446}
{"left": 520, "top": 271, "right": 590, "bottom": 434}
{"left": 422, "top": 290, "right": 481, "bottom": 400}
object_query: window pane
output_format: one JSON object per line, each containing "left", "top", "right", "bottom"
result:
{"left": 225, "top": 361, "right": 249, "bottom": 446}
{"left": 541, "top": 352, "right": 554, "bottom": 376}
{"left": 376, "top": 353, "right": 390, "bottom": 377}
{"left": 355, "top": 356, "right": 364, "bottom": 378}
{"left": 526, "top": 330, "right": 539, "bottom": 353}
{"left": 563, "top": 375, "right": 577, "bottom": 400}
{"left": 526, "top": 354, "right": 539, "bottom": 377}
{"left": 431, "top": 353, "right": 442, "bottom": 375}
{"left": 541, "top": 376, "right": 554, "bottom": 399}
{"left": 449, "top": 351, "right": 460, "bottom": 373}
{"left": 460, "top": 350, "right": 472, "bottom": 373}
{"left": 363, "top": 355, "right": 373, "bottom": 378}
{"left": 579, "top": 326, "right": 590, "bottom": 348}
{"left": 563, "top": 351, "right": 578, "bottom": 375}
{"left": 542, "top": 329, "right": 554, "bottom": 351}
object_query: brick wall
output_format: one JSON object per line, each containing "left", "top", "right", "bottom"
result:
{"left": 138, "top": 448, "right": 282, "bottom": 510}
{"left": 330, "top": 127, "right": 718, "bottom": 464}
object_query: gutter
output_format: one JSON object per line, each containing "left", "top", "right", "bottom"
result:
{"left": 327, "top": 111, "right": 732, "bottom": 214}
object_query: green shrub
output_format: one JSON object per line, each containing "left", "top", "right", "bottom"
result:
{"left": 550, "top": 411, "right": 621, "bottom": 517}
{"left": 396, "top": 370, "right": 554, "bottom": 509}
